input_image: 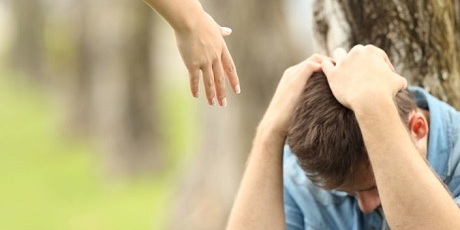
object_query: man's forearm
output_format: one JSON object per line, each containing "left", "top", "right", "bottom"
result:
{"left": 354, "top": 97, "right": 460, "bottom": 229}
{"left": 226, "top": 55, "right": 326, "bottom": 229}
{"left": 226, "top": 124, "right": 286, "bottom": 230}
{"left": 142, "top": 0, "right": 204, "bottom": 32}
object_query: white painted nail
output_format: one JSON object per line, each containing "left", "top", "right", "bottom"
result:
{"left": 235, "top": 84, "right": 241, "bottom": 94}
{"left": 222, "top": 98, "right": 228, "bottom": 107}
{"left": 222, "top": 27, "right": 232, "bottom": 34}
{"left": 212, "top": 97, "right": 217, "bottom": 106}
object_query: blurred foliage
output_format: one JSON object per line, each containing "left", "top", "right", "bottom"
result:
{"left": 0, "top": 69, "right": 195, "bottom": 229}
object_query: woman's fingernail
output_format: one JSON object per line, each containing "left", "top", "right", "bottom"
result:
{"left": 235, "top": 84, "right": 241, "bottom": 94}
{"left": 222, "top": 27, "right": 232, "bottom": 34}
{"left": 212, "top": 97, "right": 217, "bottom": 106}
{"left": 222, "top": 98, "right": 228, "bottom": 107}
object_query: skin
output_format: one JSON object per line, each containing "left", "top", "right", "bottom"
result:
{"left": 142, "top": 0, "right": 240, "bottom": 106}
{"left": 226, "top": 45, "right": 460, "bottom": 230}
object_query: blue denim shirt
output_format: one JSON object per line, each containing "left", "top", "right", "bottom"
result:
{"left": 283, "top": 87, "right": 460, "bottom": 230}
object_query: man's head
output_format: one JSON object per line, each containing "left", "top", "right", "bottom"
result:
{"left": 287, "top": 72, "right": 428, "bottom": 213}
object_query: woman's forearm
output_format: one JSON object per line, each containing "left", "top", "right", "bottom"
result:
{"left": 142, "top": 0, "right": 205, "bottom": 32}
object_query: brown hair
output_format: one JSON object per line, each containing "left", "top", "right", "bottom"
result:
{"left": 286, "top": 72, "right": 416, "bottom": 189}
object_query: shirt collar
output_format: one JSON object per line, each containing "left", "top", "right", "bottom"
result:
{"left": 409, "top": 86, "right": 454, "bottom": 180}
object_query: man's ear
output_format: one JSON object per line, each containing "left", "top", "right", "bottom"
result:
{"left": 408, "top": 112, "right": 429, "bottom": 140}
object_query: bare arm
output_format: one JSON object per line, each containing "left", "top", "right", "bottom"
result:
{"left": 142, "top": 0, "right": 204, "bottom": 31}
{"left": 322, "top": 45, "right": 460, "bottom": 229}
{"left": 142, "top": 0, "right": 240, "bottom": 106}
{"left": 226, "top": 124, "right": 286, "bottom": 230}
{"left": 355, "top": 95, "right": 459, "bottom": 229}
{"left": 226, "top": 55, "right": 329, "bottom": 229}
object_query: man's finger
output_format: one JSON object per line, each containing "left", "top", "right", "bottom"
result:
{"left": 381, "top": 52, "right": 397, "bottom": 73}
{"left": 349, "top": 44, "right": 365, "bottom": 53}
{"left": 299, "top": 61, "right": 322, "bottom": 77}
{"left": 332, "top": 48, "right": 347, "bottom": 63}
{"left": 321, "top": 60, "right": 336, "bottom": 77}
{"left": 398, "top": 74, "right": 408, "bottom": 90}
{"left": 306, "top": 54, "right": 332, "bottom": 64}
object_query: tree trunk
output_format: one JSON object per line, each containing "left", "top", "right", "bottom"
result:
{"left": 9, "top": 0, "right": 45, "bottom": 83}
{"left": 314, "top": 0, "right": 460, "bottom": 109}
{"left": 42, "top": 0, "right": 93, "bottom": 139}
{"left": 167, "top": 0, "right": 301, "bottom": 229}
{"left": 83, "top": 0, "right": 161, "bottom": 178}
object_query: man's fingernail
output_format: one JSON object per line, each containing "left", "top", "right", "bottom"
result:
{"left": 235, "top": 84, "right": 241, "bottom": 94}
{"left": 222, "top": 98, "right": 228, "bottom": 107}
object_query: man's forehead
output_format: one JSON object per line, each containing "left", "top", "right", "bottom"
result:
{"left": 336, "top": 183, "right": 377, "bottom": 194}
{"left": 334, "top": 163, "right": 376, "bottom": 192}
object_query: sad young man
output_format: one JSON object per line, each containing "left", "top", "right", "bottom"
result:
{"left": 227, "top": 45, "right": 460, "bottom": 230}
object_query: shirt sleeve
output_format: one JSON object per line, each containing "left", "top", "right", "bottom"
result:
{"left": 284, "top": 186, "right": 304, "bottom": 230}
{"left": 454, "top": 196, "right": 460, "bottom": 207}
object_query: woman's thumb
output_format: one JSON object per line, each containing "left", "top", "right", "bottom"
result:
{"left": 221, "top": 27, "right": 232, "bottom": 37}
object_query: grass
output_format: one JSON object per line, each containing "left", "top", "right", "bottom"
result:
{"left": 0, "top": 70, "right": 194, "bottom": 230}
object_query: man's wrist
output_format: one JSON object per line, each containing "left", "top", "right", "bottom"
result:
{"left": 352, "top": 94, "right": 395, "bottom": 118}
{"left": 352, "top": 94, "right": 400, "bottom": 140}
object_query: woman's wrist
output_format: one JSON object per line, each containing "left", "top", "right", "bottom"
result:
{"left": 170, "top": 3, "right": 206, "bottom": 33}
{"left": 144, "top": 0, "right": 205, "bottom": 33}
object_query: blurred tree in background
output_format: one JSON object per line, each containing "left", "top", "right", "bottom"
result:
{"left": 2, "top": 0, "right": 172, "bottom": 228}
{"left": 314, "top": 0, "right": 460, "bottom": 109}
{"left": 10, "top": 0, "right": 45, "bottom": 82}
{"left": 79, "top": 0, "right": 161, "bottom": 178}
{"left": 10, "top": 0, "right": 162, "bottom": 178}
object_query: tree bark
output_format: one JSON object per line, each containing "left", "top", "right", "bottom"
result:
{"left": 314, "top": 0, "right": 460, "bottom": 109}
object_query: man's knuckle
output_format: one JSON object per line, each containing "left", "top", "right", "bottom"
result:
{"left": 283, "top": 67, "right": 293, "bottom": 75}
{"left": 311, "top": 53, "right": 322, "bottom": 60}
